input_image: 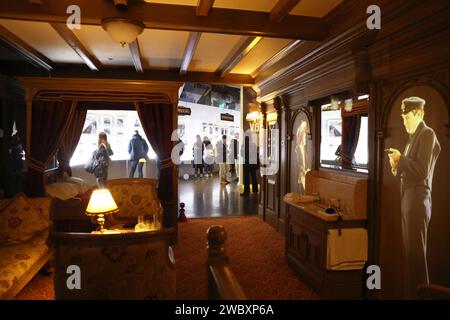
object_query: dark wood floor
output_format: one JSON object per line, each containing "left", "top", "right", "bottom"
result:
{"left": 178, "top": 175, "right": 259, "bottom": 218}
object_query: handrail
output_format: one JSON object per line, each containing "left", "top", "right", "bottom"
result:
{"left": 206, "top": 225, "right": 247, "bottom": 300}
{"left": 417, "top": 283, "right": 450, "bottom": 299}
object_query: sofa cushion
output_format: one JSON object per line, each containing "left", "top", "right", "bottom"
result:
{"left": 108, "top": 179, "right": 163, "bottom": 226}
{"left": 0, "top": 240, "right": 49, "bottom": 299}
{"left": 0, "top": 193, "right": 51, "bottom": 245}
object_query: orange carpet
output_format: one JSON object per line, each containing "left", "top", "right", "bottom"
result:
{"left": 15, "top": 216, "right": 318, "bottom": 300}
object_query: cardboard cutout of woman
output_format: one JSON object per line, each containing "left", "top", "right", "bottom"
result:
{"left": 294, "top": 121, "right": 309, "bottom": 194}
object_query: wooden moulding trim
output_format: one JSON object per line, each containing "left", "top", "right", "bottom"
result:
{"left": 32, "top": 91, "right": 171, "bottom": 104}
{"left": 251, "top": 40, "right": 301, "bottom": 78}
{"left": 51, "top": 227, "right": 175, "bottom": 245}
{"left": 17, "top": 77, "right": 183, "bottom": 104}
{"left": 0, "top": 25, "right": 53, "bottom": 71}
{"left": 255, "top": 23, "right": 365, "bottom": 92}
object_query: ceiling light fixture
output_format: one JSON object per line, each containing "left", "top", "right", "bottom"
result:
{"left": 331, "top": 96, "right": 340, "bottom": 111}
{"left": 344, "top": 98, "right": 353, "bottom": 112}
{"left": 101, "top": 17, "right": 145, "bottom": 47}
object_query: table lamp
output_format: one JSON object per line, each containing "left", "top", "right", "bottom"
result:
{"left": 85, "top": 189, "right": 119, "bottom": 234}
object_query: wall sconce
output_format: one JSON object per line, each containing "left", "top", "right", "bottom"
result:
{"left": 344, "top": 98, "right": 353, "bottom": 112}
{"left": 266, "top": 112, "right": 278, "bottom": 123}
{"left": 246, "top": 111, "right": 261, "bottom": 132}
{"left": 246, "top": 101, "right": 262, "bottom": 132}
{"left": 331, "top": 96, "right": 340, "bottom": 111}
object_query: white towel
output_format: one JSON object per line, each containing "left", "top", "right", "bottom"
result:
{"left": 326, "top": 228, "right": 368, "bottom": 271}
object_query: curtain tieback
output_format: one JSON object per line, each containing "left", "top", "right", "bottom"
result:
{"left": 27, "top": 157, "right": 46, "bottom": 173}
{"left": 159, "top": 157, "right": 173, "bottom": 170}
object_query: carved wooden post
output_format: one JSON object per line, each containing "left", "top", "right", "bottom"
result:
{"left": 206, "top": 225, "right": 228, "bottom": 261}
{"left": 206, "top": 225, "right": 228, "bottom": 299}
{"left": 259, "top": 102, "right": 267, "bottom": 221}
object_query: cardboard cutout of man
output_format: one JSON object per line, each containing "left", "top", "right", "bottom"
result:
{"left": 387, "top": 96, "right": 441, "bottom": 298}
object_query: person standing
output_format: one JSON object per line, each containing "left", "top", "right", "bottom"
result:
{"left": 128, "top": 130, "right": 149, "bottom": 178}
{"left": 95, "top": 132, "right": 113, "bottom": 187}
{"left": 203, "top": 136, "right": 214, "bottom": 177}
{"left": 241, "top": 134, "right": 258, "bottom": 195}
{"left": 387, "top": 96, "right": 441, "bottom": 298}
{"left": 229, "top": 134, "right": 239, "bottom": 180}
{"left": 216, "top": 135, "right": 229, "bottom": 185}
{"left": 192, "top": 135, "right": 204, "bottom": 178}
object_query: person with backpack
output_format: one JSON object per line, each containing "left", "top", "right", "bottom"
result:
{"left": 94, "top": 131, "right": 113, "bottom": 187}
{"left": 128, "top": 130, "right": 149, "bottom": 178}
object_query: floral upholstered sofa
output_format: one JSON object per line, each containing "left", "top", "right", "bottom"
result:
{"left": 52, "top": 228, "right": 176, "bottom": 299}
{"left": 107, "top": 178, "right": 163, "bottom": 228}
{"left": 0, "top": 193, "right": 54, "bottom": 300}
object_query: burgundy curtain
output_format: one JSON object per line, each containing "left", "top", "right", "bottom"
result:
{"left": 26, "top": 100, "right": 76, "bottom": 197}
{"left": 135, "top": 102, "right": 175, "bottom": 228}
{"left": 57, "top": 108, "right": 87, "bottom": 176}
{"left": 341, "top": 115, "right": 361, "bottom": 169}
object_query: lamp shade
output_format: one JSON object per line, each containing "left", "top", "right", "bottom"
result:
{"left": 331, "top": 97, "right": 340, "bottom": 111}
{"left": 245, "top": 111, "right": 260, "bottom": 122}
{"left": 101, "top": 18, "right": 145, "bottom": 47}
{"left": 86, "top": 189, "right": 119, "bottom": 215}
{"left": 344, "top": 98, "right": 353, "bottom": 112}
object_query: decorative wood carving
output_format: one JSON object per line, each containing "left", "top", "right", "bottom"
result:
{"left": 380, "top": 76, "right": 450, "bottom": 131}
{"left": 17, "top": 77, "right": 182, "bottom": 104}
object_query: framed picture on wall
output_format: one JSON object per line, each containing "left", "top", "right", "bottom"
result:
{"left": 82, "top": 114, "right": 98, "bottom": 135}
{"left": 327, "top": 119, "right": 342, "bottom": 138}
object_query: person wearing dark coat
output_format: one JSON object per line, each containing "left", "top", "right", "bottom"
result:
{"left": 128, "top": 130, "right": 149, "bottom": 178}
{"left": 387, "top": 97, "right": 441, "bottom": 298}
{"left": 95, "top": 132, "right": 114, "bottom": 187}
{"left": 240, "top": 135, "right": 259, "bottom": 195}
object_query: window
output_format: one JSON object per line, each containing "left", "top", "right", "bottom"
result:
{"left": 70, "top": 110, "right": 156, "bottom": 166}
{"left": 320, "top": 97, "right": 369, "bottom": 173}
{"left": 320, "top": 108, "right": 342, "bottom": 167}
{"left": 354, "top": 116, "right": 368, "bottom": 169}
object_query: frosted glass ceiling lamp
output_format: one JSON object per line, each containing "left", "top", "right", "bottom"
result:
{"left": 101, "top": 18, "right": 145, "bottom": 47}
{"left": 330, "top": 96, "right": 340, "bottom": 111}
{"left": 344, "top": 99, "right": 353, "bottom": 112}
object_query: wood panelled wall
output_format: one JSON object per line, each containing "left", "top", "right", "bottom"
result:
{"left": 0, "top": 75, "right": 26, "bottom": 197}
{"left": 255, "top": 0, "right": 450, "bottom": 299}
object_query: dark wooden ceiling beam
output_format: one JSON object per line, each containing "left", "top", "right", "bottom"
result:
{"left": 50, "top": 22, "right": 101, "bottom": 71}
{"left": 129, "top": 39, "right": 143, "bottom": 73}
{"left": 1, "top": 62, "right": 255, "bottom": 85}
{"left": 180, "top": 32, "right": 201, "bottom": 75}
{"left": 0, "top": 0, "right": 328, "bottom": 40}
{"left": 0, "top": 24, "right": 53, "bottom": 70}
{"left": 196, "top": 0, "right": 214, "bottom": 16}
{"left": 217, "top": 36, "right": 263, "bottom": 78}
{"left": 270, "top": 0, "right": 302, "bottom": 23}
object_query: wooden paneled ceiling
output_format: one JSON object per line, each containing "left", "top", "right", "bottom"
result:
{"left": 0, "top": 0, "right": 343, "bottom": 85}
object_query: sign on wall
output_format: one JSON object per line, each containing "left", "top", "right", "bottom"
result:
{"left": 221, "top": 113, "right": 234, "bottom": 122}
{"left": 178, "top": 106, "right": 191, "bottom": 116}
